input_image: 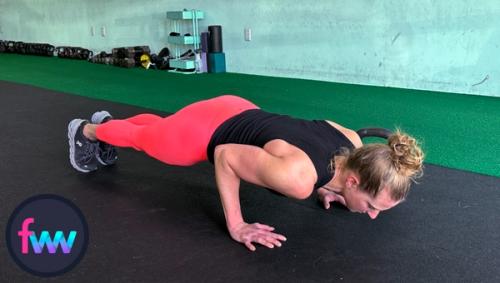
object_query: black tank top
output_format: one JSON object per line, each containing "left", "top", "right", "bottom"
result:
{"left": 207, "top": 109, "right": 355, "bottom": 189}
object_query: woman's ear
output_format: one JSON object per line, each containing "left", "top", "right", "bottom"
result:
{"left": 346, "top": 174, "right": 360, "bottom": 189}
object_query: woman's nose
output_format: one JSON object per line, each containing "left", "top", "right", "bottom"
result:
{"left": 368, "top": 210, "right": 380, "bottom": 219}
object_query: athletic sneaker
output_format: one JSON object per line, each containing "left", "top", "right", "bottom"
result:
{"left": 91, "top": 110, "right": 118, "bottom": 165}
{"left": 68, "top": 119, "right": 99, "bottom": 173}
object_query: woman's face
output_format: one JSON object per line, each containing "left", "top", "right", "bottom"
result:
{"left": 343, "top": 184, "right": 401, "bottom": 219}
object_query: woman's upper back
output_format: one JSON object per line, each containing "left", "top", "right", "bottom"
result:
{"left": 207, "top": 109, "right": 357, "bottom": 189}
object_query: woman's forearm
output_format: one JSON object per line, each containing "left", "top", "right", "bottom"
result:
{"left": 214, "top": 147, "right": 245, "bottom": 231}
{"left": 212, "top": 144, "right": 291, "bottom": 251}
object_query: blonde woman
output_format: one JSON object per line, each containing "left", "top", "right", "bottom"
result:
{"left": 67, "top": 95, "right": 424, "bottom": 251}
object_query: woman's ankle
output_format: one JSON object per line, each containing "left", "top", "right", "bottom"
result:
{"left": 83, "top": 123, "right": 98, "bottom": 141}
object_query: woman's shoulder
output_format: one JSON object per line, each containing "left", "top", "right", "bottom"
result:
{"left": 324, "top": 120, "right": 363, "bottom": 148}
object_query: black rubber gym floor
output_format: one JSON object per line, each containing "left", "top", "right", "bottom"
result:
{"left": 1, "top": 80, "right": 499, "bottom": 282}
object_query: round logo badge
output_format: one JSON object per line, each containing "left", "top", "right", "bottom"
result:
{"left": 5, "top": 194, "right": 89, "bottom": 277}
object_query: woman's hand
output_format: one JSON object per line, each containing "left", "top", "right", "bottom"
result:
{"left": 317, "top": 187, "right": 346, "bottom": 209}
{"left": 228, "top": 222, "right": 287, "bottom": 251}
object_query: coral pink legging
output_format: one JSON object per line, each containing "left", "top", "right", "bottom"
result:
{"left": 95, "top": 95, "right": 259, "bottom": 166}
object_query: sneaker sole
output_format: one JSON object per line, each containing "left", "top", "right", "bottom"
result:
{"left": 91, "top": 110, "right": 112, "bottom": 124}
{"left": 68, "top": 119, "right": 95, "bottom": 173}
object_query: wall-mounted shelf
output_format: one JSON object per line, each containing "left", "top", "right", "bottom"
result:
{"left": 166, "top": 10, "right": 204, "bottom": 20}
{"left": 170, "top": 59, "right": 196, "bottom": 69}
{"left": 167, "top": 36, "right": 200, "bottom": 45}
{"left": 166, "top": 9, "right": 203, "bottom": 73}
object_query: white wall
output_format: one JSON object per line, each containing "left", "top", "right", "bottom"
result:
{"left": 1, "top": 0, "right": 499, "bottom": 97}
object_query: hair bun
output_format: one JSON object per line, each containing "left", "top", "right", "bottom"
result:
{"left": 387, "top": 130, "right": 424, "bottom": 178}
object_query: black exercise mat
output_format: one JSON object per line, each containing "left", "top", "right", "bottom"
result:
{"left": 1, "top": 80, "right": 499, "bottom": 282}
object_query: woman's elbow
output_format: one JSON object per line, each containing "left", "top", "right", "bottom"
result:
{"left": 284, "top": 167, "right": 315, "bottom": 199}
{"left": 214, "top": 145, "right": 229, "bottom": 167}
{"left": 292, "top": 188, "right": 313, "bottom": 200}
{"left": 289, "top": 180, "right": 314, "bottom": 200}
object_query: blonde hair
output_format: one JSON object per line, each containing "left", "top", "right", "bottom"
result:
{"left": 335, "top": 129, "right": 424, "bottom": 200}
